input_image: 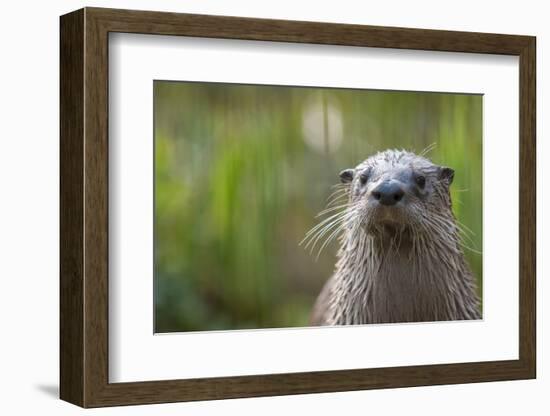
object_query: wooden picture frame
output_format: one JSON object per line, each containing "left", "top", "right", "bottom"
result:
{"left": 60, "top": 7, "right": 536, "bottom": 408}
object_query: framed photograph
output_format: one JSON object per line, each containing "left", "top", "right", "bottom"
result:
{"left": 60, "top": 7, "right": 536, "bottom": 407}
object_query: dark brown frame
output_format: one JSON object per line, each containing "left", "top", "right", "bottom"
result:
{"left": 60, "top": 7, "right": 536, "bottom": 408}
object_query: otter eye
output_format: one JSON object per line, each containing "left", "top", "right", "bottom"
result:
{"left": 359, "top": 171, "right": 370, "bottom": 185}
{"left": 415, "top": 175, "right": 426, "bottom": 188}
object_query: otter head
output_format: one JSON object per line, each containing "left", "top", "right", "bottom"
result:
{"left": 339, "top": 150, "right": 455, "bottom": 237}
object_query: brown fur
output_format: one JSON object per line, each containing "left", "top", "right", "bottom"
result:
{"left": 308, "top": 150, "right": 481, "bottom": 325}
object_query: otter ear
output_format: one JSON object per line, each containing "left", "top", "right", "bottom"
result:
{"left": 339, "top": 169, "right": 355, "bottom": 183}
{"left": 439, "top": 166, "right": 455, "bottom": 185}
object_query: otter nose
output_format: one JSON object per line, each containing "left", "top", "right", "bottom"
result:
{"left": 372, "top": 181, "right": 405, "bottom": 206}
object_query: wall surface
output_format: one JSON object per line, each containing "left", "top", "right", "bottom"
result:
{"left": 0, "top": 0, "right": 546, "bottom": 414}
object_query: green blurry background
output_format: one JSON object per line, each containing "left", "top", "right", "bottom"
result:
{"left": 154, "top": 81, "right": 482, "bottom": 333}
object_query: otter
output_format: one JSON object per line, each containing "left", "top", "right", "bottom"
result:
{"left": 308, "top": 149, "right": 481, "bottom": 325}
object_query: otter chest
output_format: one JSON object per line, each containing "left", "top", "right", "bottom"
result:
{"left": 333, "top": 249, "right": 454, "bottom": 325}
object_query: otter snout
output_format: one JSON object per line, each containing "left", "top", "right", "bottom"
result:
{"left": 371, "top": 181, "right": 405, "bottom": 206}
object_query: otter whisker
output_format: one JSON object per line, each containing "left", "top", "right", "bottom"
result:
{"left": 455, "top": 219, "right": 476, "bottom": 236}
{"left": 326, "top": 187, "right": 348, "bottom": 201}
{"left": 304, "top": 214, "right": 354, "bottom": 253}
{"left": 429, "top": 213, "right": 480, "bottom": 252}
{"left": 419, "top": 142, "right": 438, "bottom": 157}
{"left": 315, "top": 219, "right": 351, "bottom": 260}
{"left": 303, "top": 209, "right": 351, "bottom": 235}
{"left": 304, "top": 201, "right": 364, "bottom": 254}
{"left": 326, "top": 190, "right": 350, "bottom": 207}
{"left": 458, "top": 242, "right": 483, "bottom": 255}
{"left": 315, "top": 203, "right": 353, "bottom": 217}
{"left": 326, "top": 196, "right": 350, "bottom": 209}
{"left": 301, "top": 209, "right": 354, "bottom": 246}
{"left": 326, "top": 189, "right": 349, "bottom": 201}
{"left": 326, "top": 189, "right": 349, "bottom": 204}
{"left": 456, "top": 227, "right": 479, "bottom": 250}
{"left": 302, "top": 223, "right": 345, "bottom": 251}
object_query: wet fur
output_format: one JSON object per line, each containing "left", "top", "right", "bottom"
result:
{"left": 309, "top": 150, "right": 481, "bottom": 325}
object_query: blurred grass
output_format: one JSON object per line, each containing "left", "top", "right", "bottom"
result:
{"left": 154, "top": 81, "right": 483, "bottom": 332}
